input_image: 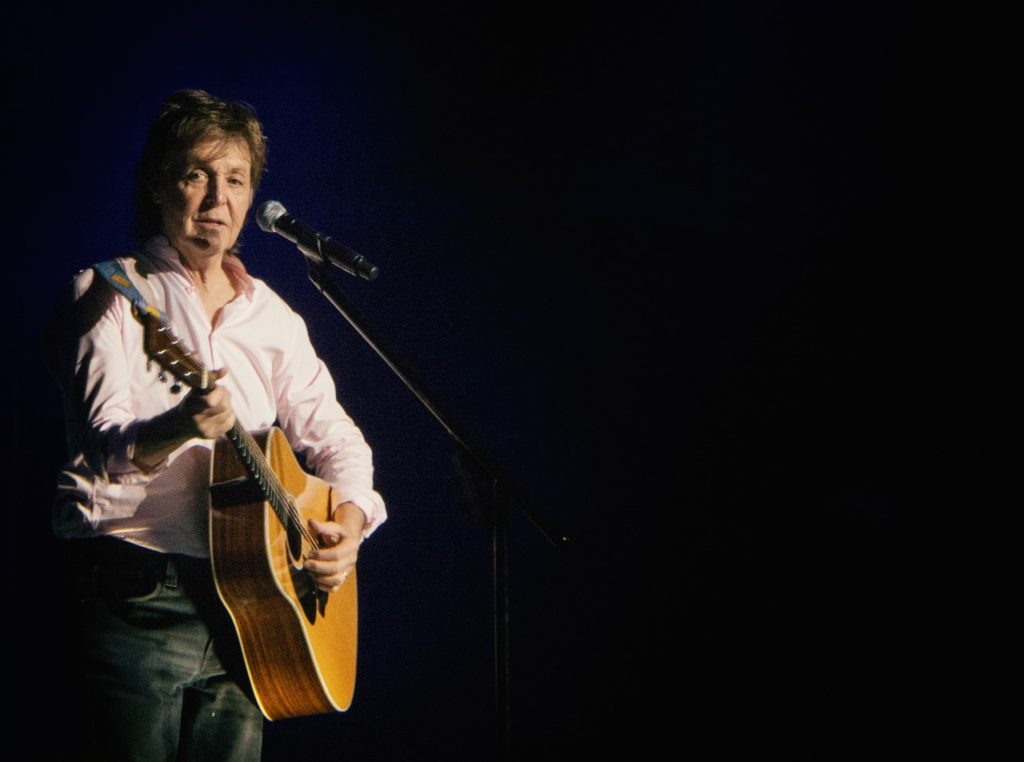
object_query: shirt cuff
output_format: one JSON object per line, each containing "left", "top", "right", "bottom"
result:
{"left": 334, "top": 489, "right": 387, "bottom": 537}
{"left": 104, "top": 420, "right": 168, "bottom": 480}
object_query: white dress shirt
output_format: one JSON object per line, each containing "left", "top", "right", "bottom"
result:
{"left": 53, "top": 236, "right": 386, "bottom": 557}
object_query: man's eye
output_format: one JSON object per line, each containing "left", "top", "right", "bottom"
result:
{"left": 186, "top": 170, "right": 207, "bottom": 182}
{"left": 228, "top": 177, "right": 246, "bottom": 186}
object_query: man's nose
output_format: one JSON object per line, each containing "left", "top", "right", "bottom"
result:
{"left": 203, "top": 176, "right": 226, "bottom": 206}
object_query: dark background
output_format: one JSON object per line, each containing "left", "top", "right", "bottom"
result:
{"left": 3, "top": 3, "right": 1017, "bottom": 760}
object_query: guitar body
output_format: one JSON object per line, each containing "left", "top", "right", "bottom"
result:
{"left": 209, "top": 427, "right": 357, "bottom": 720}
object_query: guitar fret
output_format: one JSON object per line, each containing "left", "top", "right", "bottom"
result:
{"left": 228, "top": 426, "right": 303, "bottom": 545}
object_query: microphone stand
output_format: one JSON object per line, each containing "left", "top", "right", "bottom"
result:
{"left": 303, "top": 257, "right": 568, "bottom": 760}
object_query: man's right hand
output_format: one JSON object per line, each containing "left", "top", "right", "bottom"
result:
{"left": 131, "top": 368, "right": 236, "bottom": 472}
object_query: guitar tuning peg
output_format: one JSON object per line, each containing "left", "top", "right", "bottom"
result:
{"left": 158, "top": 371, "right": 167, "bottom": 383}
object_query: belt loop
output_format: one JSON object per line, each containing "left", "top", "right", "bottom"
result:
{"left": 164, "top": 557, "right": 179, "bottom": 589}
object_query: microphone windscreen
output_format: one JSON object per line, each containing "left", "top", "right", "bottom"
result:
{"left": 256, "top": 200, "right": 287, "bottom": 232}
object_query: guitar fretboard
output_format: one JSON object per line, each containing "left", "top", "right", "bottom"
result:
{"left": 225, "top": 425, "right": 302, "bottom": 542}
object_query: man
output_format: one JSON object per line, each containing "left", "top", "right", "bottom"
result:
{"left": 50, "top": 89, "right": 385, "bottom": 760}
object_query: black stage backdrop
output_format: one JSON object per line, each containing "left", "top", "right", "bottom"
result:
{"left": 3, "top": 4, "right": 1017, "bottom": 760}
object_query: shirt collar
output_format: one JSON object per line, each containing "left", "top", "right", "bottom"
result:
{"left": 143, "top": 235, "right": 256, "bottom": 301}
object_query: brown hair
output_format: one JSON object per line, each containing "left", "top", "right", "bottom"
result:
{"left": 133, "top": 89, "right": 268, "bottom": 242}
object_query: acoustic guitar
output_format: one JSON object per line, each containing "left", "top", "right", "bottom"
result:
{"left": 139, "top": 308, "right": 358, "bottom": 720}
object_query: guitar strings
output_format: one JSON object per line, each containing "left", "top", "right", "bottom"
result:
{"left": 229, "top": 424, "right": 324, "bottom": 552}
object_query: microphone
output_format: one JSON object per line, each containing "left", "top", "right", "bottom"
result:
{"left": 255, "top": 200, "right": 379, "bottom": 281}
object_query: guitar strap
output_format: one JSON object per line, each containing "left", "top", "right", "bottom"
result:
{"left": 93, "top": 257, "right": 165, "bottom": 322}
{"left": 92, "top": 258, "right": 208, "bottom": 394}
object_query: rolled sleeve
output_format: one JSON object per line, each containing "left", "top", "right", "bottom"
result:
{"left": 274, "top": 311, "right": 387, "bottom": 536}
{"left": 66, "top": 272, "right": 157, "bottom": 482}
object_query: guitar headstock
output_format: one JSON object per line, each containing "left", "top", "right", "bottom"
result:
{"left": 137, "top": 308, "right": 213, "bottom": 393}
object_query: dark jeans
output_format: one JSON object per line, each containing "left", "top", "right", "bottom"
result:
{"left": 63, "top": 538, "right": 264, "bottom": 761}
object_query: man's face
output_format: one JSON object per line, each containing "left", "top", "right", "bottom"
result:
{"left": 158, "top": 138, "right": 253, "bottom": 262}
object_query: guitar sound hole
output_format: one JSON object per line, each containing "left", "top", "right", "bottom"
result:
{"left": 284, "top": 521, "right": 320, "bottom": 621}
{"left": 286, "top": 520, "right": 304, "bottom": 569}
